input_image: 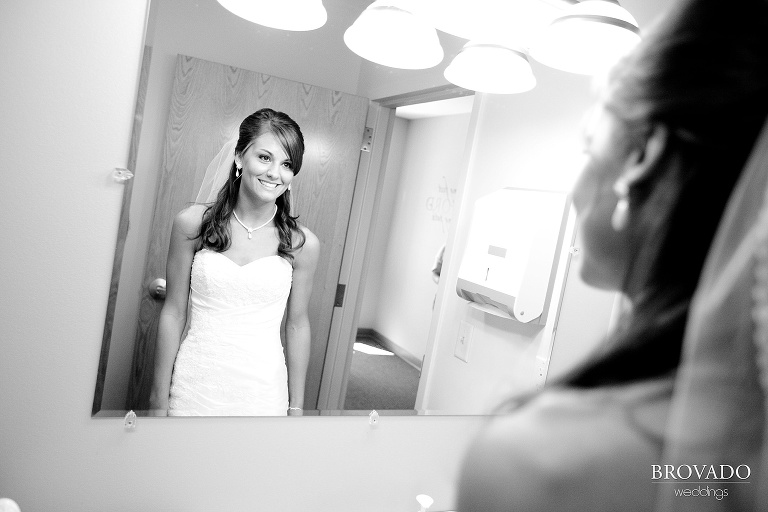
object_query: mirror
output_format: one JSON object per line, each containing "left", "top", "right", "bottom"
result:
{"left": 93, "top": 0, "right": 585, "bottom": 418}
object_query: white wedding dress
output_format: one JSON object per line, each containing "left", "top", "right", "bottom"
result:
{"left": 168, "top": 248, "right": 293, "bottom": 416}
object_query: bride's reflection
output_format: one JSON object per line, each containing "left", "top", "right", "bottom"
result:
{"left": 150, "top": 109, "right": 318, "bottom": 416}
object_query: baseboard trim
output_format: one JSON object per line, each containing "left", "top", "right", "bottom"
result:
{"left": 356, "top": 328, "right": 422, "bottom": 371}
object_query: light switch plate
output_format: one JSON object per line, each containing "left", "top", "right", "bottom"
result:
{"left": 455, "top": 320, "right": 473, "bottom": 363}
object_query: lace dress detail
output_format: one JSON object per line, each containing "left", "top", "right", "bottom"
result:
{"left": 168, "top": 249, "right": 293, "bottom": 416}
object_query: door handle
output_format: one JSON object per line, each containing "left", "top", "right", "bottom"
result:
{"left": 148, "top": 278, "right": 167, "bottom": 300}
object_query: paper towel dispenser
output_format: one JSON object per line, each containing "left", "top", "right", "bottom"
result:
{"left": 456, "top": 187, "right": 571, "bottom": 324}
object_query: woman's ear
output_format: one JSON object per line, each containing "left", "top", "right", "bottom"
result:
{"left": 611, "top": 124, "right": 671, "bottom": 231}
{"left": 617, "top": 123, "right": 670, "bottom": 190}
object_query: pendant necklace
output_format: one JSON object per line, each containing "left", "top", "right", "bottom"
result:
{"left": 232, "top": 205, "right": 277, "bottom": 239}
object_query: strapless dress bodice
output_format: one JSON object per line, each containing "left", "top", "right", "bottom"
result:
{"left": 190, "top": 249, "right": 293, "bottom": 307}
{"left": 168, "top": 249, "right": 293, "bottom": 416}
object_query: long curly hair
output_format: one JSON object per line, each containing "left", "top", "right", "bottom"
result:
{"left": 560, "top": 0, "right": 768, "bottom": 388}
{"left": 196, "top": 108, "right": 306, "bottom": 262}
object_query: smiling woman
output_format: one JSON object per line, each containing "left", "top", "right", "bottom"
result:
{"left": 104, "top": 53, "right": 369, "bottom": 414}
{"left": 146, "top": 108, "right": 320, "bottom": 417}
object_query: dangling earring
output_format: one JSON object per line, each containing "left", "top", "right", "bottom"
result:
{"left": 287, "top": 183, "right": 292, "bottom": 191}
{"left": 235, "top": 166, "right": 242, "bottom": 179}
{"left": 611, "top": 180, "right": 630, "bottom": 231}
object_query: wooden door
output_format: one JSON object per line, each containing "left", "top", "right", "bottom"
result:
{"left": 126, "top": 55, "right": 369, "bottom": 410}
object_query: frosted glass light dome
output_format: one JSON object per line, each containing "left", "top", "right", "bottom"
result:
{"left": 217, "top": 0, "right": 328, "bottom": 31}
{"left": 417, "top": 0, "right": 559, "bottom": 47}
{"left": 529, "top": 0, "right": 641, "bottom": 75}
{"left": 445, "top": 43, "right": 536, "bottom": 94}
{"left": 344, "top": 0, "right": 444, "bottom": 70}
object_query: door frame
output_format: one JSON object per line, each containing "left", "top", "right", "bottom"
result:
{"left": 317, "top": 85, "right": 474, "bottom": 411}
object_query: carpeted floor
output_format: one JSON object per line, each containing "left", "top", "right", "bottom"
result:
{"left": 343, "top": 337, "right": 420, "bottom": 411}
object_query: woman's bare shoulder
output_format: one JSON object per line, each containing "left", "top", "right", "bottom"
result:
{"left": 293, "top": 224, "right": 320, "bottom": 267}
{"left": 458, "top": 383, "right": 671, "bottom": 512}
{"left": 174, "top": 203, "right": 207, "bottom": 236}
{"left": 296, "top": 224, "right": 319, "bottom": 250}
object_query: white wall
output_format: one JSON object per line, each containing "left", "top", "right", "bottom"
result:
{"left": 0, "top": 2, "right": 481, "bottom": 511}
{"left": 360, "top": 114, "right": 470, "bottom": 361}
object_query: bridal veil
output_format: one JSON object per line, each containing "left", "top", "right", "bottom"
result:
{"left": 657, "top": 115, "right": 768, "bottom": 511}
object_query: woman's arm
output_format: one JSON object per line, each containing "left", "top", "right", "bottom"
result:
{"left": 284, "top": 226, "right": 320, "bottom": 413}
{"left": 148, "top": 206, "right": 201, "bottom": 411}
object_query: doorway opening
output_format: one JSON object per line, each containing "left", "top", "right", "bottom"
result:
{"left": 342, "top": 95, "right": 475, "bottom": 411}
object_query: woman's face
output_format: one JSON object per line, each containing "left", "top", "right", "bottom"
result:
{"left": 236, "top": 131, "right": 295, "bottom": 204}
{"left": 572, "top": 105, "right": 635, "bottom": 291}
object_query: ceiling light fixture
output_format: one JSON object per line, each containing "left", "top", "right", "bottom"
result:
{"left": 419, "top": 0, "right": 559, "bottom": 47}
{"left": 343, "top": 0, "right": 444, "bottom": 70}
{"left": 529, "top": 0, "right": 641, "bottom": 75}
{"left": 444, "top": 42, "right": 536, "bottom": 95}
{"left": 216, "top": 0, "right": 328, "bottom": 31}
